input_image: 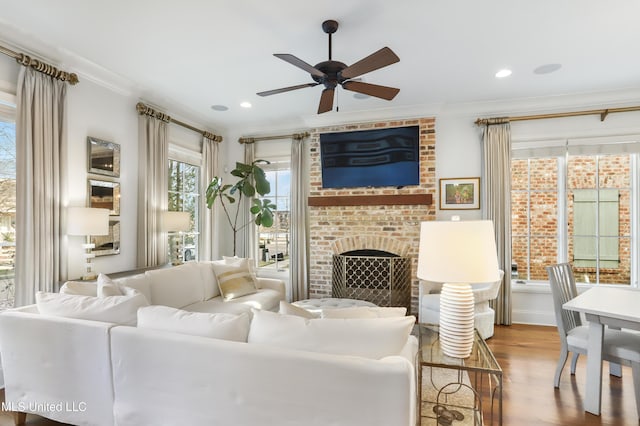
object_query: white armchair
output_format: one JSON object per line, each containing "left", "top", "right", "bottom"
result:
{"left": 418, "top": 270, "right": 504, "bottom": 339}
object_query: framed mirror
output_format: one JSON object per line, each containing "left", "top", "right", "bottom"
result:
{"left": 91, "top": 219, "right": 120, "bottom": 256}
{"left": 89, "top": 179, "right": 120, "bottom": 216}
{"left": 88, "top": 137, "right": 120, "bottom": 177}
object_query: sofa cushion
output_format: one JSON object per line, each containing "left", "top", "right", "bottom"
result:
{"left": 193, "top": 262, "right": 220, "bottom": 299}
{"left": 183, "top": 288, "right": 281, "bottom": 315}
{"left": 211, "top": 261, "right": 257, "bottom": 301}
{"left": 248, "top": 309, "right": 415, "bottom": 359}
{"left": 137, "top": 306, "right": 250, "bottom": 342}
{"left": 35, "top": 287, "right": 148, "bottom": 325}
{"left": 321, "top": 306, "right": 407, "bottom": 319}
{"left": 279, "top": 301, "right": 316, "bottom": 319}
{"left": 113, "top": 274, "right": 152, "bottom": 304}
{"left": 145, "top": 262, "right": 204, "bottom": 308}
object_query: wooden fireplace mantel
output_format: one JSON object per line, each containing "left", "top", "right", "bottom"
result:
{"left": 307, "top": 194, "right": 432, "bottom": 207}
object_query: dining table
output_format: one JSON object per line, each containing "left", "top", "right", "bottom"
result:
{"left": 562, "top": 286, "right": 640, "bottom": 415}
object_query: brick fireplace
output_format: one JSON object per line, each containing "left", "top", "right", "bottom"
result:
{"left": 307, "top": 117, "right": 436, "bottom": 314}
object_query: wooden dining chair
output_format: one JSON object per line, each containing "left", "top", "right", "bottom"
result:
{"left": 547, "top": 263, "right": 640, "bottom": 417}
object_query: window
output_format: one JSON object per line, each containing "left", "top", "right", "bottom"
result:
{"left": 0, "top": 111, "right": 15, "bottom": 309}
{"left": 511, "top": 146, "right": 635, "bottom": 285}
{"left": 256, "top": 160, "right": 290, "bottom": 271}
{"left": 168, "top": 159, "right": 200, "bottom": 261}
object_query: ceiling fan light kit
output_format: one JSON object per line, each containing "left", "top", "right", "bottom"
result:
{"left": 257, "top": 19, "right": 400, "bottom": 114}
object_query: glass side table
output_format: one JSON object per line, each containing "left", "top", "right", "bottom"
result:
{"left": 417, "top": 324, "right": 502, "bottom": 426}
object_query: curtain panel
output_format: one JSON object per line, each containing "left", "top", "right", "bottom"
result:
{"left": 15, "top": 67, "right": 68, "bottom": 306}
{"left": 289, "top": 138, "right": 309, "bottom": 301}
{"left": 137, "top": 114, "right": 169, "bottom": 267}
{"left": 237, "top": 143, "right": 256, "bottom": 258}
{"left": 482, "top": 122, "right": 512, "bottom": 325}
{"left": 200, "top": 136, "right": 219, "bottom": 261}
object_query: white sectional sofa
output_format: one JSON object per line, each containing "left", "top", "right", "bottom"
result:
{"left": 0, "top": 261, "right": 418, "bottom": 426}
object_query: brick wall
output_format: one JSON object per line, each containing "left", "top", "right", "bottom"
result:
{"left": 308, "top": 117, "right": 436, "bottom": 314}
{"left": 511, "top": 154, "right": 631, "bottom": 284}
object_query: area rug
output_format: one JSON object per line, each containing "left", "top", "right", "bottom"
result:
{"left": 420, "top": 366, "right": 484, "bottom": 426}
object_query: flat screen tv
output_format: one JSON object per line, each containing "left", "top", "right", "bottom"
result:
{"left": 320, "top": 125, "right": 420, "bottom": 189}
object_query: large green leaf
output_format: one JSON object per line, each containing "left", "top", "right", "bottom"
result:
{"left": 242, "top": 184, "right": 256, "bottom": 197}
{"left": 258, "top": 208, "right": 274, "bottom": 227}
{"left": 253, "top": 167, "right": 270, "bottom": 195}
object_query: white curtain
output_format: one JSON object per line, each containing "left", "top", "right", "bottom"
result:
{"left": 15, "top": 67, "right": 68, "bottom": 306}
{"left": 289, "top": 137, "right": 309, "bottom": 301}
{"left": 482, "top": 121, "right": 512, "bottom": 325}
{"left": 200, "top": 136, "right": 219, "bottom": 260}
{"left": 137, "top": 113, "right": 169, "bottom": 267}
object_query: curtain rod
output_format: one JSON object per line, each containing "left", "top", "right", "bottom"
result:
{"left": 475, "top": 105, "right": 640, "bottom": 126}
{"left": 0, "top": 44, "right": 78, "bottom": 85}
{"left": 135, "top": 102, "right": 223, "bottom": 142}
{"left": 238, "top": 131, "right": 310, "bottom": 144}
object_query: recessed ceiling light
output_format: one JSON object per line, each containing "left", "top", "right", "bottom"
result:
{"left": 240, "top": 101, "right": 252, "bottom": 108}
{"left": 211, "top": 104, "right": 228, "bottom": 111}
{"left": 495, "top": 69, "right": 512, "bottom": 78}
{"left": 534, "top": 63, "right": 562, "bottom": 75}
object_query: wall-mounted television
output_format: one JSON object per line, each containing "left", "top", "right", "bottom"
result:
{"left": 320, "top": 125, "right": 420, "bottom": 189}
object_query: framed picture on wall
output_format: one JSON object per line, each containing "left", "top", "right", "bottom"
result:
{"left": 439, "top": 177, "right": 480, "bottom": 210}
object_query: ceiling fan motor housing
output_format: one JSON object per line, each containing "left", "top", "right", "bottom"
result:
{"left": 312, "top": 60, "right": 348, "bottom": 89}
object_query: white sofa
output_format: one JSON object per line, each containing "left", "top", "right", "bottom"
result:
{"left": 81, "top": 261, "right": 287, "bottom": 315}
{"left": 418, "top": 270, "right": 505, "bottom": 339}
{"left": 0, "top": 262, "right": 417, "bottom": 426}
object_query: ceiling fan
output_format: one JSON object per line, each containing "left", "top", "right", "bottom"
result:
{"left": 257, "top": 19, "right": 400, "bottom": 114}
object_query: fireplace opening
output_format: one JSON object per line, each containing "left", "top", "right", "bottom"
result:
{"left": 332, "top": 250, "right": 411, "bottom": 311}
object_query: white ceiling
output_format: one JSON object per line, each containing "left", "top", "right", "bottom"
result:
{"left": 1, "top": 0, "right": 639, "bottom": 133}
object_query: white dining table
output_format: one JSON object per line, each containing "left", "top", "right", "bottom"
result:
{"left": 563, "top": 286, "right": 640, "bottom": 415}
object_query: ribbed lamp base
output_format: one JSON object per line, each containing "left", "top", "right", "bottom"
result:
{"left": 439, "top": 282, "right": 475, "bottom": 358}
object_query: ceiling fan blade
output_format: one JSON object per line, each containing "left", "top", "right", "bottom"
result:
{"left": 340, "top": 47, "right": 400, "bottom": 79}
{"left": 318, "top": 88, "right": 335, "bottom": 114}
{"left": 274, "top": 53, "right": 326, "bottom": 78}
{"left": 257, "top": 83, "right": 319, "bottom": 97}
{"left": 342, "top": 81, "right": 400, "bottom": 100}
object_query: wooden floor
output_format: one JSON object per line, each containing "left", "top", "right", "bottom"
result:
{"left": 0, "top": 324, "right": 637, "bottom": 425}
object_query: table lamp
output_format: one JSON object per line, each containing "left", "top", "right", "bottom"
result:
{"left": 417, "top": 220, "right": 500, "bottom": 358}
{"left": 67, "top": 207, "right": 110, "bottom": 280}
{"left": 162, "top": 211, "right": 191, "bottom": 265}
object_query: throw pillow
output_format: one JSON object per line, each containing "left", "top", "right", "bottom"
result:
{"left": 36, "top": 287, "right": 148, "bottom": 325}
{"left": 247, "top": 309, "right": 415, "bottom": 359}
{"left": 211, "top": 261, "right": 257, "bottom": 301}
{"left": 97, "top": 273, "right": 123, "bottom": 297}
{"left": 59, "top": 281, "right": 97, "bottom": 297}
{"left": 279, "top": 301, "right": 317, "bottom": 319}
{"left": 321, "top": 306, "right": 407, "bottom": 319}
{"left": 137, "top": 306, "right": 250, "bottom": 342}
{"left": 222, "top": 256, "right": 259, "bottom": 288}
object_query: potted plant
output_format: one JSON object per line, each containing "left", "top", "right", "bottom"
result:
{"left": 205, "top": 160, "right": 276, "bottom": 255}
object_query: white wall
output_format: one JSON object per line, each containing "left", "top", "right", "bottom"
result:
{"left": 66, "top": 78, "right": 139, "bottom": 279}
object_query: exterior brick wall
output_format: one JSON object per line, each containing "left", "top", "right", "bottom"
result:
{"left": 308, "top": 118, "right": 436, "bottom": 314}
{"left": 511, "top": 154, "right": 630, "bottom": 284}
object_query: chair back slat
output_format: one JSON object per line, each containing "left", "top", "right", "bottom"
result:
{"left": 546, "top": 263, "right": 582, "bottom": 337}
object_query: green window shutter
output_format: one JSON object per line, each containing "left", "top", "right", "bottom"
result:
{"left": 573, "top": 189, "right": 619, "bottom": 268}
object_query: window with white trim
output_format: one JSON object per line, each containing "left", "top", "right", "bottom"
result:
{"left": 511, "top": 138, "right": 638, "bottom": 286}
{"left": 256, "top": 159, "right": 290, "bottom": 271}
{"left": 168, "top": 159, "right": 200, "bottom": 261}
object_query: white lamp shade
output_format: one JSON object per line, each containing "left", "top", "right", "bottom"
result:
{"left": 162, "top": 211, "right": 191, "bottom": 232}
{"left": 67, "top": 207, "right": 109, "bottom": 236}
{"left": 417, "top": 220, "right": 500, "bottom": 284}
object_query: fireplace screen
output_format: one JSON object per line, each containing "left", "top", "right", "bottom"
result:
{"left": 332, "top": 251, "right": 411, "bottom": 310}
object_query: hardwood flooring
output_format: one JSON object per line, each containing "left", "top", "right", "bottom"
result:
{"left": 0, "top": 324, "right": 637, "bottom": 425}
{"left": 486, "top": 324, "right": 638, "bottom": 425}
